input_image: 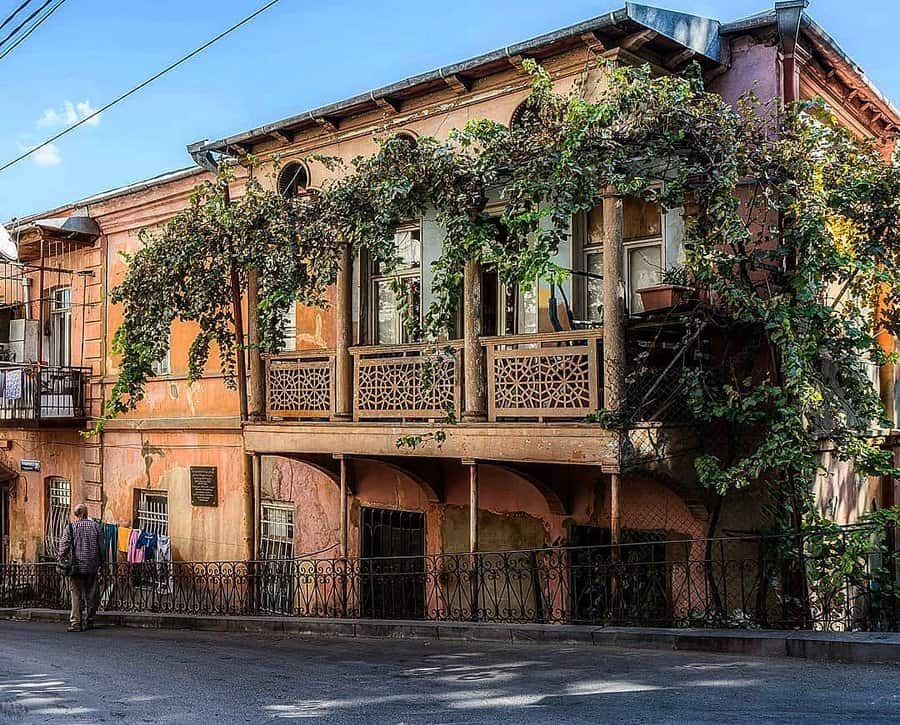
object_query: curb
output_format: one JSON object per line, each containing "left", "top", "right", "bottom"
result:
{"left": 2, "top": 608, "right": 899, "bottom": 664}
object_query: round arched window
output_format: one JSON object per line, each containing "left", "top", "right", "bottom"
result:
{"left": 277, "top": 162, "right": 309, "bottom": 198}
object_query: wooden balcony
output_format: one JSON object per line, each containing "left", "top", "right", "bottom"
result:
{"left": 264, "top": 330, "right": 603, "bottom": 424}
{"left": 0, "top": 365, "right": 90, "bottom": 427}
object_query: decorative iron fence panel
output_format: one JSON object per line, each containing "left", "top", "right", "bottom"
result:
{"left": 2, "top": 527, "right": 897, "bottom": 631}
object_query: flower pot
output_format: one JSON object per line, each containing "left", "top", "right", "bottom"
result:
{"left": 636, "top": 284, "right": 696, "bottom": 313}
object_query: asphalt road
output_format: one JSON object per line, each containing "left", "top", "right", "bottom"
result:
{"left": 0, "top": 621, "right": 898, "bottom": 724}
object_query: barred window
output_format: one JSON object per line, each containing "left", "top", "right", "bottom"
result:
{"left": 260, "top": 502, "right": 294, "bottom": 561}
{"left": 136, "top": 490, "right": 168, "bottom": 536}
{"left": 44, "top": 477, "right": 71, "bottom": 557}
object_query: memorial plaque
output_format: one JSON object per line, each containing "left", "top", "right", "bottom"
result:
{"left": 190, "top": 466, "right": 218, "bottom": 506}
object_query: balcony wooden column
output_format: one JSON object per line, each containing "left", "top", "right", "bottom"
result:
{"left": 462, "top": 259, "right": 486, "bottom": 422}
{"left": 337, "top": 455, "right": 351, "bottom": 559}
{"left": 247, "top": 269, "right": 265, "bottom": 420}
{"left": 602, "top": 187, "right": 625, "bottom": 564}
{"left": 334, "top": 243, "right": 353, "bottom": 421}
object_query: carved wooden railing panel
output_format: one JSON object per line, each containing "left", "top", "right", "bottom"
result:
{"left": 265, "top": 350, "right": 334, "bottom": 419}
{"left": 352, "top": 342, "right": 462, "bottom": 421}
{"left": 483, "top": 330, "right": 603, "bottom": 421}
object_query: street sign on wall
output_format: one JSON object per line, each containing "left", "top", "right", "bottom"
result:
{"left": 20, "top": 460, "right": 40, "bottom": 472}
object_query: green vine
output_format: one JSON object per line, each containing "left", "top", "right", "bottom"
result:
{"left": 104, "top": 60, "right": 900, "bottom": 533}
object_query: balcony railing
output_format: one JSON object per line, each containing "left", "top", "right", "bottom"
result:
{"left": 0, "top": 364, "right": 90, "bottom": 425}
{"left": 482, "top": 329, "right": 603, "bottom": 422}
{"left": 352, "top": 342, "right": 463, "bottom": 421}
{"left": 264, "top": 330, "right": 603, "bottom": 423}
{"left": 265, "top": 350, "right": 335, "bottom": 420}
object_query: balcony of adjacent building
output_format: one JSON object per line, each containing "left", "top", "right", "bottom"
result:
{"left": 0, "top": 213, "right": 99, "bottom": 428}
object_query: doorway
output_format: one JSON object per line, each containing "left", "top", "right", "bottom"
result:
{"left": 359, "top": 506, "right": 425, "bottom": 619}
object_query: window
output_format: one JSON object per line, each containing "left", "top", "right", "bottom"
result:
{"left": 49, "top": 287, "right": 71, "bottom": 367}
{"left": 278, "top": 302, "right": 297, "bottom": 353}
{"left": 576, "top": 198, "right": 664, "bottom": 318}
{"left": 260, "top": 502, "right": 295, "bottom": 561}
{"left": 136, "top": 490, "right": 168, "bottom": 536}
{"left": 277, "top": 163, "right": 308, "bottom": 199}
{"left": 370, "top": 226, "right": 422, "bottom": 345}
{"left": 44, "top": 477, "right": 71, "bottom": 557}
{"left": 151, "top": 331, "right": 171, "bottom": 376}
{"left": 480, "top": 218, "right": 538, "bottom": 336}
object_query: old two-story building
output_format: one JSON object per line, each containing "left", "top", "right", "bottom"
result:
{"left": 2, "top": 3, "right": 898, "bottom": 619}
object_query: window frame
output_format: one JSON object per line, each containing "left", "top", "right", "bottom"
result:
{"left": 44, "top": 476, "right": 71, "bottom": 557}
{"left": 135, "top": 489, "right": 169, "bottom": 537}
{"left": 49, "top": 286, "right": 72, "bottom": 367}
{"left": 368, "top": 222, "right": 423, "bottom": 345}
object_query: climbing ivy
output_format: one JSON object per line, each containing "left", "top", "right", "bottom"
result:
{"left": 105, "top": 60, "right": 900, "bottom": 531}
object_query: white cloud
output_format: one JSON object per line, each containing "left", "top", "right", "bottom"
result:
{"left": 37, "top": 100, "right": 101, "bottom": 129}
{"left": 31, "top": 143, "right": 62, "bottom": 167}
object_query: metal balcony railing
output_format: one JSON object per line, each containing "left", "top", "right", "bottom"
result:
{"left": 0, "top": 364, "right": 90, "bottom": 425}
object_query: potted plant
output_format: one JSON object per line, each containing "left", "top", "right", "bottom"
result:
{"left": 636, "top": 264, "right": 699, "bottom": 313}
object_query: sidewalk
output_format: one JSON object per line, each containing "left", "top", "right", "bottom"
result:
{"left": 3, "top": 607, "right": 899, "bottom": 664}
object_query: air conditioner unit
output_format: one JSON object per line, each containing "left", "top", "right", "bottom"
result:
{"left": 8, "top": 319, "right": 39, "bottom": 363}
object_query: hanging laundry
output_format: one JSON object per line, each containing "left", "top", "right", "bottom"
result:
{"left": 155, "top": 535, "right": 173, "bottom": 594}
{"left": 126, "top": 528, "right": 144, "bottom": 564}
{"left": 4, "top": 369, "right": 22, "bottom": 400}
{"left": 103, "top": 523, "right": 118, "bottom": 572}
{"left": 117, "top": 525, "right": 131, "bottom": 553}
{"left": 136, "top": 531, "right": 158, "bottom": 561}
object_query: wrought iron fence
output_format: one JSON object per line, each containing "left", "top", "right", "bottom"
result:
{"left": 2, "top": 527, "right": 897, "bottom": 631}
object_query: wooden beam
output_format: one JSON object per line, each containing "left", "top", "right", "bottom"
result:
{"left": 506, "top": 53, "right": 527, "bottom": 70}
{"left": 845, "top": 88, "right": 861, "bottom": 104}
{"left": 440, "top": 70, "right": 472, "bottom": 94}
{"left": 268, "top": 129, "right": 294, "bottom": 144}
{"left": 315, "top": 116, "right": 340, "bottom": 133}
{"left": 620, "top": 29, "right": 657, "bottom": 52}
{"left": 227, "top": 143, "right": 251, "bottom": 158}
{"left": 664, "top": 48, "right": 695, "bottom": 70}
{"left": 580, "top": 31, "right": 605, "bottom": 54}
{"left": 372, "top": 94, "right": 402, "bottom": 113}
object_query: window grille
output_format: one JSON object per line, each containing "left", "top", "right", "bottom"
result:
{"left": 260, "top": 502, "right": 295, "bottom": 561}
{"left": 136, "top": 490, "right": 168, "bottom": 536}
{"left": 44, "top": 477, "right": 71, "bottom": 557}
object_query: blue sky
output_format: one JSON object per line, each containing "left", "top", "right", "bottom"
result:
{"left": 1, "top": 0, "right": 896, "bottom": 219}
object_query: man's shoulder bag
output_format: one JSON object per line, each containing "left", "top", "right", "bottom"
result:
{"left": 57, "top": 522, "right": 78, "bottom": 576}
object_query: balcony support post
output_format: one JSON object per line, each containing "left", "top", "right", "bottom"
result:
{"left": 334, "top": 243, "right": 353, "bottom": 421}
{"left": 338, "top": 455, "right": 351, "bottom": 559}
{"left": 247, "top": 269, "right": 265, "bottom": 421}
{"left": 464, "top": 459, "right": 480, "bottom": 621}
{"left": 462, "top": 259, "right": 486, "bottom": 422}
{"left": 602, "top": 186, "right": 625, "bottom": 602}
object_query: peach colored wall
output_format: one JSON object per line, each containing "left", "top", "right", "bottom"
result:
{"left": 101, "top": 429, "right": 245, "bottom": 562}
{"left": 0, "top": 429, "right": 84, "bottom": 561}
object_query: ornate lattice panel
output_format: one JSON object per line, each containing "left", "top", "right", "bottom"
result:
{"left": 354, "top": 345, "right": 460, "bottom": 420}
{"left": 486, "top": 332, "right": 601, "bottom": 421}
{"left": 266, "top": 353, "right": 333, "bottom": 419}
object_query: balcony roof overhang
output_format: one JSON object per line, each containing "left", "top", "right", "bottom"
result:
{"left": 187, "top": 3, "right": 723, "bottom": 160}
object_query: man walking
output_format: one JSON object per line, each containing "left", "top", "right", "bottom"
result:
{"left": 58, "top": 503, "right": 103, "bottom": 632}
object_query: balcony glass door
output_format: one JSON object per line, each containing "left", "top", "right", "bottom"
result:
{"left": 49, "top": 287, "right": 71, "bottom": 367}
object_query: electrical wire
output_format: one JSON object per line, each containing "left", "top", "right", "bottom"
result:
{"left": 0, "top": 0, "right": 65, "bottom": 61}
{"left": 0, "top": 0, "right": 285, "bottom": 174}
{"left": 0, "top": 0, "right": 32, "bottom": 34}
{"left": 0, "top": 0, "right": 49, "bottom": 49}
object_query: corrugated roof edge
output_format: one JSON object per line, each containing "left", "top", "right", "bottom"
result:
{"left": 189, "top": 3, "right": 723, "bottom": 156}
{"left": 5, "top": 166, "right": 204, "bottom": 230}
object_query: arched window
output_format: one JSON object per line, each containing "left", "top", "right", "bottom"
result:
{"left": 391, "top": 131, "right": 418, "bottom": 146}
{"left": 276, "top": 162, "right": 309, "bottom": 198}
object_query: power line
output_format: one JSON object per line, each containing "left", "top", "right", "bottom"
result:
{"left": 0, "top": 0, "right": 285, "bottom": 174}
{"left": 0, "top": 0, "right": 32, "bottom": 34}
{"left": 0, "top": 0, "right": 49, "bottom": 49}
{"left": 0, "top": 0, "right": 64, "bottom": 60}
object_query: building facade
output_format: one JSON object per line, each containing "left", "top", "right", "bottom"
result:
{"left": 1, "top": 3, "right": 898, "bottom": 585}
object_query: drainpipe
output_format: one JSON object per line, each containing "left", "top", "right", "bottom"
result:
{"left": 775, "top": 1, "right": 808, "bottom": 105}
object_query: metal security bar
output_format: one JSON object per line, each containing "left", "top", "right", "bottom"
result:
{"left": 2, "top": 526, "right": 898, "bottom": 631}
{"left": 43, "top": 477, "right": 71, "bottom": 558}
{"left": 259, "top": 502, "right": 295, "bottom": 614}
{"left": 136, "top": 491, "right": 168, "bottom": 537}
